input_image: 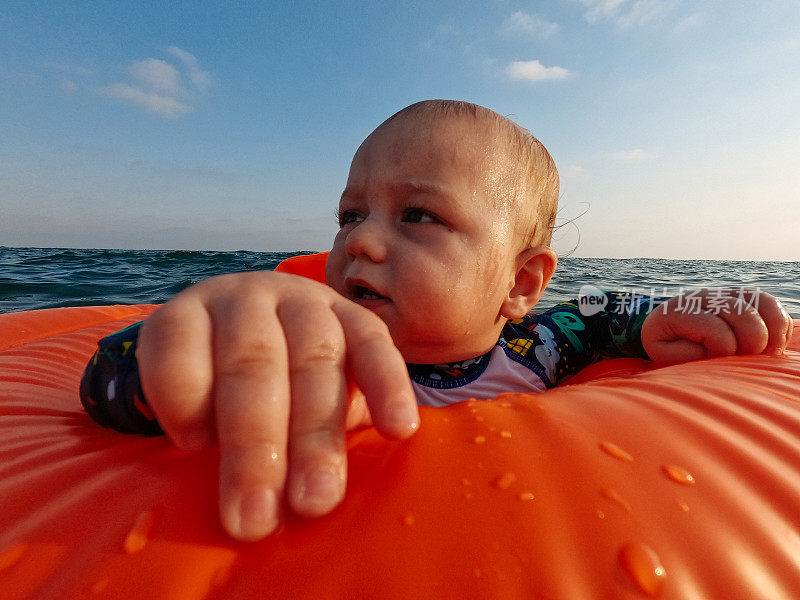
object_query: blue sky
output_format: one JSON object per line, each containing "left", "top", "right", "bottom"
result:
{"left": 1, "top": 1, "right": 798, "bottom": 259}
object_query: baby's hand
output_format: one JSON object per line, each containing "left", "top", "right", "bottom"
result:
{"left": 135, "top": 271, "right": 419, "bottom": 541}
{"left": 642, "top": 289, "right": 793, "bottom": 366}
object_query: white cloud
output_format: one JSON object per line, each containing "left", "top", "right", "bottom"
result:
{"left": 505, "top": 60, "right": 571, "bottom": 82}
{"left": 101, "top": 46, "right": 211, "bottom": 118}
{"left": 617, "top": 0, "right": 678, "bottom": 28}
{"left": 578, "top": 0, "right": 680, "bottom": 28}
{"left": 501, "top": 11, "right": 560, "bottom": 38}
{"left": 167, "top": 46, "right": 212, "bottom": 91}
{"left": 101, "top": 83, "right": 191, "bottom": 118}
{"left": 130, "top": 58, "right": 181, "bottom": 94}
{"left": 673, "top": 11, "right": 704, "bottom": 34}
{"left": 610, "top": 148, "right": 653, "bottom": 162}
{"left": 580, "top": 0, "right": 628, "bottom": 22}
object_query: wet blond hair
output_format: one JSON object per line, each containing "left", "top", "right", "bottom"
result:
{"left": 381, "top": 99, "right": 559, "bottom": 249}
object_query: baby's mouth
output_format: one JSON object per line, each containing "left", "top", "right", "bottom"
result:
{"left": 344, "top": 277, "right": 390, "bottom": 303}
{"left": 354, "top": 285, "right": 388, "bottom": 301}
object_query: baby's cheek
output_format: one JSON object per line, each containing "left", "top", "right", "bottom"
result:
{"left": 325, "top": 250, "right": 350, "bottom": 290}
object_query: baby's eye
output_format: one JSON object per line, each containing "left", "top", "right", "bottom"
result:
{"left": 336, "top": 208, "right": 363, "bottom": 227}
{"left": 402, "top": 208, "right": 441, "bottom": 224}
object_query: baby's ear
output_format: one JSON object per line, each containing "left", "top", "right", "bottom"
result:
{"left": 500, "top": 246, "right": 557, "bottom": 319}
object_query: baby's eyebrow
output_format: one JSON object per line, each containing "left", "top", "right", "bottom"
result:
{"left": 391, "top": 180, "right": 457, "bottom": 203}
{"left": 339, "top": 181, "right": 458, "bottom": 205}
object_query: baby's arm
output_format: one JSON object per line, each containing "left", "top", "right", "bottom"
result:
{"left": 526, "top": 289, "right": 792, "bottom": 386}
{"left": 522, "top": 292, "right": 661, "bottom": 385}
{"left": 80, "top": 271, "right": 419, "bottom": 541}
{"left": 641, "top": 289, "right": 793, "bottom": 364}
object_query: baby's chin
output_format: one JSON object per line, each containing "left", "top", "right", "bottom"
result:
{"left": 394, "top": 336, "right": 491, "bottom": 366}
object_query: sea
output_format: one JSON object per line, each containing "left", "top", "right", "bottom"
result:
{"left": 1, "top": 246, "right": 798, "bottom": 317}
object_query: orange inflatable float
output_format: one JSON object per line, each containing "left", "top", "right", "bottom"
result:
{"left": 1, "top": 254, "right": 799, "bottom": 599}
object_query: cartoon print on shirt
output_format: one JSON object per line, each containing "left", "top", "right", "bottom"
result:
{"left": 505, "top": 337, "right": 533, "bottom": 357}
{"left": 548, "top": 310, "right": 586, "bottom": 353}
{"left": 533, "top": 324, "right": 560, "bottom": 382}
{"left": 424, "top": 355, "right": 485, "bottom": 380}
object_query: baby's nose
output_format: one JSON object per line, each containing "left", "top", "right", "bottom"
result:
{"left": 344, "top": 216, "right": 388, "bottom": 263}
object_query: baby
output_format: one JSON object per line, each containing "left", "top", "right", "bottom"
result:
{"left": 81, "top": 100, "right": 793, "bottom": 542}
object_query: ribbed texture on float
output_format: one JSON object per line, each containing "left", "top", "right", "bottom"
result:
{"left": 0, "top": 305, "right": 798, "bottom": 600}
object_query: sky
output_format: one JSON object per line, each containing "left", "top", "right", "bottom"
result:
{"left": 1, "top": 1, "right": 798, "bottom": 260}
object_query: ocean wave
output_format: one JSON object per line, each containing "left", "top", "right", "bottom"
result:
{"left": 1, "top": 247, "right": 797, "bottom": 316}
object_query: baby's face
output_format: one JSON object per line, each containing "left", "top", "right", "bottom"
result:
{"left": 326, "top": 114, "right": 523, "bottom": 364}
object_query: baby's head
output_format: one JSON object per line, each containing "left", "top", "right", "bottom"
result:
{"left": 326, "top": 100, "right": 559, "bottom": 363}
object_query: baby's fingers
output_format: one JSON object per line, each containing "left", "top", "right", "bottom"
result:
{"left": 751, "top": 292, "right": 793, "bottom": 355}
{"left": 137, "top": 297, "right": 215, "bottom": 450}
{"left": 707, "top": 290, "right": 789, "bottom": 356}
{"left": 333, "top": 300, "right": 419, "bottom": 439}
{"left": 710, "top": 293, "right": 768, "bottom": 356}
{"left": 646, "top": 306, "right": 737, "bottom": 365}
{"left": 644, "top": 290, "right": 793, "bottom": 366}
{"left": 212, "top": 292, "right": 290, "bottom": 541}
{"left": 279, "top": 300, "right": 350, "bottom": 518}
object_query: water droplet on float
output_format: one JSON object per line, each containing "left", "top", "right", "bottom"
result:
{"left": 599, "top": 441, "right": 634, "bottom": 462}
{"left": 473, "top": 435, "right": 487, "bottom": 444}
{"left": 124, "top": 510, "right": 157, "bottom": 554}
{"left": 518, "top": 491, "right": 535, "bottom": 501}
{"left": 499, "top": 430, "right": 512, "bottom": 438}
{"left": 676, "top": 501, "right": 690, "bottom": 512}
{"left": 493, "top": 472, "right": 516, "bottom": 489}
{"left": 499, "top": 402, "right": 512, "bottom": 408}
{"left": 619, "top": 542, "right": 667, "bottom": 597}
{"left": 474, "top": 415, "right": 485, "bottom": 422}
{"left": 0, "top": 543, "right": 27, "bottom": 573}
{"left": 601, "top": 487, "right": 633, "bottom": 513}
{"left": 662, "top": 465, "right": 695, "bottom": 485}
{"left": 402, "top": 514, "right": 415, "bottom": 526}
